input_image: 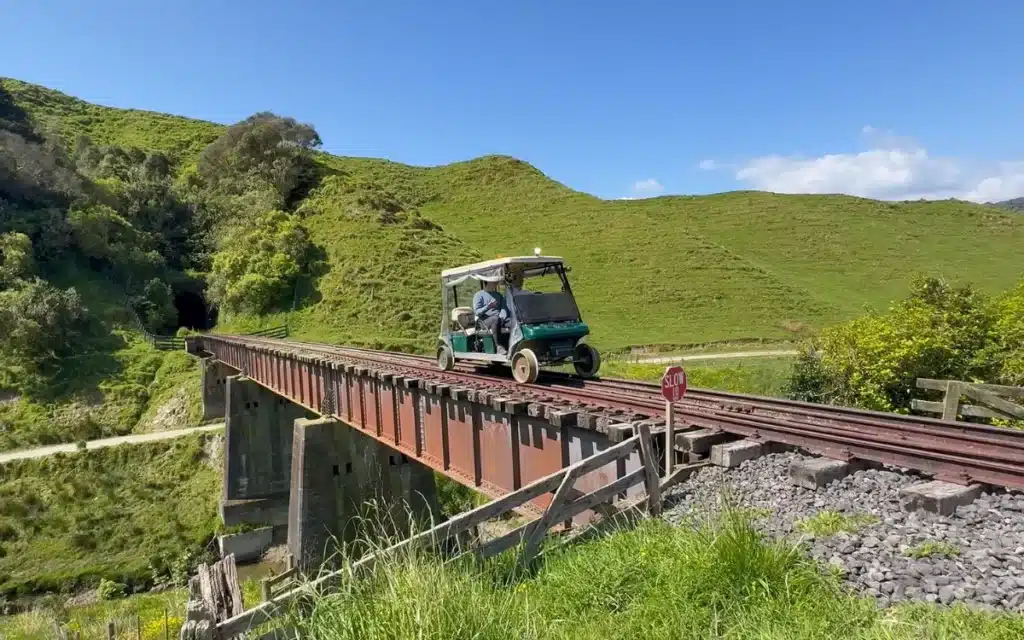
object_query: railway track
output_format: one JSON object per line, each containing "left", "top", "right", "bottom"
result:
{"left": 210, "top": 334, "right": 1024, "bottom": 490}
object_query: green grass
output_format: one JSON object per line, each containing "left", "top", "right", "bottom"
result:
{"left": 283, "top": 511, "right": 1024, "bottom": 640}
{"left": 7, "top": 78, "right": 1024, "bottom": 354}
{"left": 794, "top": 511, "right": 881, "bottom": 537}
{"left": 1, "top": 78, "right": 222, "bottom": 161}
{"left": 0, "top": 435, "right": 221, "bottom": 597}
{"left": 0, "top": 336, "right": 202, "bottom": 452}
{"left": 905, "top": 541, "right": 960, "bottom": 559}
{"left": 0, "top": 578, "right": 263, "bottom": 640}
{"left": 599, "top": 358, "right": 794, "bottom": 396}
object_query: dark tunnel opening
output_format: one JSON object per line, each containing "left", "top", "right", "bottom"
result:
{"left": 174, "top": 290, "right": 217, "bottom": 330}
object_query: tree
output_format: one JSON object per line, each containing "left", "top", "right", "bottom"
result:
{"left": 207, "top": 209, "right": 313, "bottom": 314}
{"left": 0, "top": 232, "right": 35, "bottom": 287}
{"left": 197, "top": 112, "right": 321, "bottom": 208}
{"left": 0, "top": 279, "right": 92, "bottom": 391}
{"left": 787, "top": 276, "right": 998, "bottom": 412}
{"left": 132, "top": 279, "right": 177, "bottom": 334}
{"left": 68, "top": 204, "right": 164, "bottom": 275}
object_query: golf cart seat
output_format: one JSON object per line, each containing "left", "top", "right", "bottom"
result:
{"left": 451, "top": 307, "right": 476, "bottom": 335}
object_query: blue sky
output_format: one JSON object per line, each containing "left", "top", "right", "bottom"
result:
{"left": 4, "top": 1, "right": 1024, "bottom": 201}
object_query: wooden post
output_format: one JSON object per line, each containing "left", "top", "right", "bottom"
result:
{"left": 136, "top": 615, "right": 142, "bottom": 640}
{"left": 637, "top": 422, "right": 662, "bottom": 516}
{"left": 164, "top": 608, "right": 170, "bottom": 640}
{"left": 519, "top": 465, "right": 583, "bottom": 566}
{"left": 664, "top": 401, "right": 674, "bottom": 477}
{"left": 942, "top": 381, "right": 961, "bottom": 421}
{"left": 107, "top": 621, "right": 115, "bottom": 640}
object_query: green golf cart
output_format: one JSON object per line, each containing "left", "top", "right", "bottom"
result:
{"left": 437, "top": 255, "right": 600, "bottom": 384}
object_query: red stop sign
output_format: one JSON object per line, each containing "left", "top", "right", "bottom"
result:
{"left": 661, "top": 365, "right": 687, "bottom": 402}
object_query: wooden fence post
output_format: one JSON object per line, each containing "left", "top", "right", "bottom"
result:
{"left": 107, "top": 621, "right": 115, "bottom": 640}
{"left": 637, "top": 422, "right": 662, "bottom": 516}
{"left": 943, "top": 381, "right": 961, "bottom": 421}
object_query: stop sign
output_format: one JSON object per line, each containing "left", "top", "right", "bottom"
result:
{"left": 661, "top": 365, "right": 687, "bottom": 402}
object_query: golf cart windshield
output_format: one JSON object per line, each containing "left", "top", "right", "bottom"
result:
{"left": 510, "top": 264, "right": 581, "bottom": 324}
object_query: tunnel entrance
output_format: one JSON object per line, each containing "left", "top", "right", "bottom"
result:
{"left": 175, "top": 290, "right": 216, "bottom": 330}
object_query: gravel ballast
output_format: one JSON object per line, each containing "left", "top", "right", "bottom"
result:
{"left": 662, "top": 450, "right": 1024, "bottom": 612}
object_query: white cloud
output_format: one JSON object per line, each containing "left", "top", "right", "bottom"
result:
{"left": 723, "top": 127, "right": 1024, "bottom": 202}
{"left": 698, "top": 159, "right": 719, "bottom": 171}
{"left": 630, "top": 178, "right": 665, "bottom": 197}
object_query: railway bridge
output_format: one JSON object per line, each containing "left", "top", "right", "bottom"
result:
{"left": 187, "top": 333, "right": 650, "bottom": 571}
{"left": 187, "top": 333, "right": 1024, "bottom": 573}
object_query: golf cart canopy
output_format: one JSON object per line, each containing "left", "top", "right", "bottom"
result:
{"left": 440, "top": 256, "right": 565, "bottom": 287}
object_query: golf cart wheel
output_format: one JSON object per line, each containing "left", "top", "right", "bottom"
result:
{"left": 437, "top": 345, "right": 455, "bottom": 371}
{"left": 573, "top": 343, "right": 601, "bottom": 378}
{"left": 511, "top": 348, "right": 540, "bottom": 384}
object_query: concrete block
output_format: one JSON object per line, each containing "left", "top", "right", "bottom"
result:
{"left": 790, "top": 458, "right": 851, "bottom": 489}
{"left": 900, "top": 481, "right": 983, "bottom": 516}
{"left": 218, "top": 527, "right": 274, "bottom": 564}
{"left": 686, "top": 452, "right": 705, "bottom": 464}
{"left": 221, "top": 495, "right": 289, "bottom": 528}
{"left": 710, "top": 440, "right": 763, "bottom": 468}
{"left": 675, "top": 429, "right": 731, "bottom": 455}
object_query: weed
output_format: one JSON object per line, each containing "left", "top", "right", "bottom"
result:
{"left": 794, "top": 510, "right": 880, "bottom": 537}
{"left": 905, "top": 541, "right": 960, "bottom": 559}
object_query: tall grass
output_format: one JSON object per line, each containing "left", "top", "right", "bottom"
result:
{"left": 286, "top": 509, "right": 1024, "bottom": 639}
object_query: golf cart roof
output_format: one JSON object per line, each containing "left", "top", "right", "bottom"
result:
{"left": 441, "top": 255, "right": 564, "bottom": 283}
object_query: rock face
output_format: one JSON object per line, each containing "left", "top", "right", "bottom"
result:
{"left": 661, "top": 450, "right": 1024, "bottom": 612}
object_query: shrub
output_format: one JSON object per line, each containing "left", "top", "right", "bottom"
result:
{"left": 787, "top": 276, "right": 999, "bottom": 412}
{"left": 97, "top": 578, "right": 126, "bottom": 600}
{"left": 0, "top": 279, "right": 94, "bottom": 392}
{"left": 132, "top": 279, "right": 177, "bottom": 334}
{"left": 207, "top": 209, "right": 313, "bottom": 314}
{"left": 0, "top": 231, "right": 35, "bottom": 286}
{"left": 197, "top": 112, "right": 321, "bottom": 208}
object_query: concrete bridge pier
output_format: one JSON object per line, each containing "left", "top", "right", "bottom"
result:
{"left": 288, "top": 417, "right": 440, "bottom": 573}
{"left": 220, "top": 375, "right": 313, "bottom": 542}
{"left": 201, "top": 357, "right": 237, "bottom": 421}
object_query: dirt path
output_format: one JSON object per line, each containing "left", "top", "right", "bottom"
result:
{"left": 0, "top": 423, "right": 224, "bottom": 464}
{"left": 626, "top": 350, "right": 797, "bottom": 364}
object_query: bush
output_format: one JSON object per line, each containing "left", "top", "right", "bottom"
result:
{"left": 990, "top": 280, "right": 1024, "bottom": 385}
{"left": 197, "top": 112, "right": 321, "bottom": 208}
{"left": 0, "top": 231, "right": 35, "bottom": 286}
{"left": 787, "top": 276, "right": 999, "bottom": 412}
{"left": 132, "top": 279, "right": 177, "bottom": 334}
{"left": 0, "top": 279, "right": 94, "bottom": 392}
{"left": 207, "top": 209, "right": 313, "bottom": 314}
{"left": 97, "top": 578, "right": 126, "bottom": 600}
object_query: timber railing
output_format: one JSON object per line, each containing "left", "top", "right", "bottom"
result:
{"left": 912, "top": 378, "right": 1024, "bottom": 422}
{"left": 244, "top": 325, "right": 290, "bottom": 339}
{"left": 187, "top": 423, "right": 704, "bottom": 639}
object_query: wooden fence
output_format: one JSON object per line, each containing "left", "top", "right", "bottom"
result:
{"left": 912, "top": 378, "right": 1024, "bottom": 422}
{"left": 182, "top": 423, "right": 703, "bottom": 639}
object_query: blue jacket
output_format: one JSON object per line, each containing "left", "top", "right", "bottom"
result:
{"left": 473, "top": 289, "right": 506, "bottom": 319}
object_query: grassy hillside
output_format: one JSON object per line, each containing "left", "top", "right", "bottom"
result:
{"left": 7, "top": 78, "right": 1024, "bottom": 352}
{"left": 0, "top": 434, "right": 220, "bottom": 597}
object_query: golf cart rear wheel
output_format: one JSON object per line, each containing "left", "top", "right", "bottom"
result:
{"left": 437, "top": 345, "right": 455, "bottom": 371}
{"left": 573, "top": 343, "right": 601, "bottom": 378}
{"left": 512, "top": 348, "right": 540, "bottom": 384}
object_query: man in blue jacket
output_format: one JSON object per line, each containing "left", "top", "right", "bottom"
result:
{"left": 473, "top": 279, "right": 510, "bottom": 354}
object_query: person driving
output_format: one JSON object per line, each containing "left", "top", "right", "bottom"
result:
{"left": 473, "top": 279, "right": 510, "bottom": 354}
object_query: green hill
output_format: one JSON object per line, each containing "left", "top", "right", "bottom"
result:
{"left": 5, "top": 76, "right": 1024, "bottom": 354}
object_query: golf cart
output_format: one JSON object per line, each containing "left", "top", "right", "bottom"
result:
{"left": 437, "top": 254, "right": 600, "bottom": 384}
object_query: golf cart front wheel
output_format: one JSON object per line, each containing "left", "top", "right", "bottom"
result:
{"left": 573, "top": 343, "right": 601, "bottom": 378}
{"left": 437, "top": 345, "right": 455, "bottom": 371}
{"left": 511, "top": 348, "right": 540, "bottom": 384}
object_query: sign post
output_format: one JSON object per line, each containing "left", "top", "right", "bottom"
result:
{"left": 660, "top": 365, "right": 687, "bottom": 477}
